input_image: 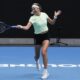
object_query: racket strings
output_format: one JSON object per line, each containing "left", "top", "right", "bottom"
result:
{"left": 0, "top": 22, "right": 8, "bottom": 33}
{"left": 0, "top": 21, "right": 16, "bottom": 33}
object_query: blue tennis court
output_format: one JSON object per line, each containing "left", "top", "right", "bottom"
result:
{"left": 0, "top": 47, "right": 80, "bottom": 80}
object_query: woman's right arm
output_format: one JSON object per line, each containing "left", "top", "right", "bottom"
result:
{"left": 17, "top": 21, "right": 32, "bottom": 30}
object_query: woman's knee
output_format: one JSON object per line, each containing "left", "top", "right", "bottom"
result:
{"left": 41, "top": 40, "right": 49, "bottom": 56}
{"left": 42, "top": 48, "right": 47, "bottom": 56}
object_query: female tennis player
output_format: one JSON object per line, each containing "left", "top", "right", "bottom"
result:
{"left": 17, "top": 3, "right": 61, "bottom": 79}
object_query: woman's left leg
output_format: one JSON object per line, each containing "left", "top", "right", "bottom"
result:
{"left": 41, "top": 40, "right": 50, "bottom": 79}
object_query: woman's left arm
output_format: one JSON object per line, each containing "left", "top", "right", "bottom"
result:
{"left": 47, "top": 10, "right": 62, "bottom": 25}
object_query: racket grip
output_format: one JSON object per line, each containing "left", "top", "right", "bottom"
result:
{"left": 11, "top": 26, "right": 17, "bottom": 28}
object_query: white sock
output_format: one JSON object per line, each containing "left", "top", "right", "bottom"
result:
{"left": 44, "top": 68, "right": 47, "bottom": 72}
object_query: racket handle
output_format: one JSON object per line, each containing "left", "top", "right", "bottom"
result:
{"left": 11, "top": 25, "right": 17, "bottom": 28}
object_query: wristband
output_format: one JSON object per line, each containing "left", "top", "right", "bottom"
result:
{"left": 54, "top": 16, "right": 57, "bottom": 19}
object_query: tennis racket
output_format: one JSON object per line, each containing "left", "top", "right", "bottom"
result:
{"left": 0, "top": 21, "right": 17, "bottom": 33}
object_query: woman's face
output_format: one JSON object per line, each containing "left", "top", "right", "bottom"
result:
{"left": 32, "top": 7, "right": 40, "bottom": 14}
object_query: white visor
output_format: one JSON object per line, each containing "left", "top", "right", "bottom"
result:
{"left": 32, "top": 5, "right": 39, "bottom": 8}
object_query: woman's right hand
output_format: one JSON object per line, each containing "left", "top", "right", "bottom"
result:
{"left": 16, "top": 25, "right": 23, "bottom": 29}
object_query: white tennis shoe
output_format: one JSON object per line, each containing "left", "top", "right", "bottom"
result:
{"left": 36, "top": 60, "right": 41, "bottom": 71}
{"left": 41, "top": 69, "right": 49, "bottom": 79}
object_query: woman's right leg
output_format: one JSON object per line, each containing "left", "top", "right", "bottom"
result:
{"left": 34, "top": 45, "right": 41, "bottom": 61}
{"left": 34, "top": 45, "right": 41, "bottom": 70}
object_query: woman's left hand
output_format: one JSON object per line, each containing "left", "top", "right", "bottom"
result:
{"left": 54, "top": 10, "right": 62, "bottom": 17}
